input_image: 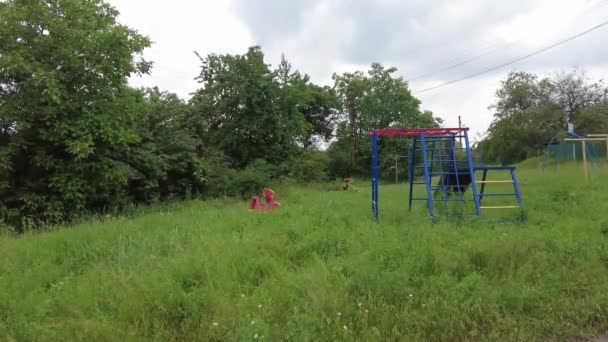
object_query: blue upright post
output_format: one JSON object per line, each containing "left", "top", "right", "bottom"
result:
{"left": 371, "top": 132, "right": 379, "bottom": 221}
{"left": 511, "top": 169, "right": 523, "bottom": 207}
{"left": 408, "top": 137, "right": 417, "bottom": 210}
{"left": 420, "top": 132, "right": 435, "bottom": 222}
{"left": 464, "top": 130, "right": 481, "bottom": 217}
{"left": 449, "top": 135, "right": 466, "bottom": 218}
{"left": 407, "top": 143, "right": 414, "bottom": 183}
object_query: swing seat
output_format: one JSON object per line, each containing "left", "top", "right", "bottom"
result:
{"left": 436, "top": 168, "right": 472, "bottom": 194}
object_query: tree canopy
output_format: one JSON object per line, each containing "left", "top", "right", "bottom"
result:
{"left": 480, "top": 69, "right": 608, "bottom": 164}
{"left": 0, "top": 0, "right": 151, "bottom": 227}
{"left": 328, "top": 63, "right": 441, "bottom": 177}
{"left": 0, "top": 0, "right": 448, "bottom": 230}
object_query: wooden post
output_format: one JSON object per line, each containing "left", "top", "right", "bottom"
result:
{"left": 586, "top": 134, "right": 608, "bottom": 162}
{"left": 582, "top": 140, "right": 589, "bottom": 181}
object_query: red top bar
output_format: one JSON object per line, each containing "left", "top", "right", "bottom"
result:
{"left": 371, "top": 127, "right": 468, "bottom": 137}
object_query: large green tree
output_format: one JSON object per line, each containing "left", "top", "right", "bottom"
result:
{"left": 0, "top": 0, "right": 151, "bottom": 228}
{"left": 329, "top": 63, "right": 441, "bottom": 177}
{"left": 190, "top": 47, "right": 307, "bottom": 168}
{"left": 124, "top": 88, "right": 205, "bottom": 203}
{"left": 480, "top": 70, "right": 608, "bottom": 164}
{"left": 276, "top": 55, "right": 338, "bottom": 149}
{"left": 553, "top": 68, "right": 608, "bottom": 127}
{"left": 332, "top": 70, "right": 367, "bottom": 165}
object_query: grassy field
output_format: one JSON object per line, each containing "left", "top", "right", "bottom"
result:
{"left": 1, "top": 161, "right": 607, "bottom": 341}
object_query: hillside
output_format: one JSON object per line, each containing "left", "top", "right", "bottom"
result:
{"left": 0, "top": 162, "right": 607, "bottom": 340}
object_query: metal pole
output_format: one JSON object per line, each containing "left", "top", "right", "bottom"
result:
{"left": 371, "top": 133, "right": 379, "bottom": 221}
{"left": 582, "top": 140, "right": 589, "bottom": 181}
{"left": 458, "top": 116, "right": 462, "bottom": 147}
{"left": 395, "top": 155, "right": 398, "bottom": 184}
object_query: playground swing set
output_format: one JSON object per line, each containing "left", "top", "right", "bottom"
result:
{"left": 371, "top": 127, "right": 525, "bottom": 223}
{"left": 542, "top": 131, "right": 607, "bottom": 181}
{"left": 248, "top": 127, "right": 526, "bottom": 223}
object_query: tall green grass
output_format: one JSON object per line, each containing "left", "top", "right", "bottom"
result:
{"left": 0, "top": 163, "right": 607, "bottom": 341}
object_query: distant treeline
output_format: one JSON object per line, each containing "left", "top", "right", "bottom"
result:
{"left": 479, "top": 69, "right": 608, "bottom": 164}
{"left": 0, "top": 0, "right": 439, "bottom": 230}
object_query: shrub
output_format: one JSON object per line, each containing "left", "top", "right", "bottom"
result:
{"left": 289, "top": 151, "right": 330, "bottom": 182}
{"left": 201, "top": 153, "right": 271, "bottom": 198}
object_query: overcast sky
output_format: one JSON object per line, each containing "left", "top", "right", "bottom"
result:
{"left": 108, "top": 0, "right": 608, "bottom": 141}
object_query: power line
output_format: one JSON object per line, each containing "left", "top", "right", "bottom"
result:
{"left": 408, "top": 40, "right": 521, "bottom": 81}
{"left": 413, "top": 18, "right": 608, "bottom": 93}
{"left": 409, "top": 0, "right": 608, "bottom": 83}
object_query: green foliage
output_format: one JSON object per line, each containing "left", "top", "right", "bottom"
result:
{"left": 0, "top": 0, "right": 151, "bottom": 229}
{"left": 578, "top": 102, "right": 608, "bottom": 133}
{"left": 482, "top": 70, "right": 608, "bottom": 164}
{"left": 125, "top": 88, "right": 205, "bottom": 203}
{"left": 327, "top": 124, "right": 356, "bottom": 178}
{"left": 1, "top": 164, "right": 608, "bottom": 340}
{"left": 190, "top": 47, "right": 307, "bottom": 168}
{"left": 199, "top": 152, "right": 271, "bottom": 198}
{"left": 329, "top": 64, "right": 441, "bottom": 177}
{"left": 277, "top": 56, "right": 339, "bottom": 149}
{"left": 288, "top": 151, "right": 330, "bottom": 182}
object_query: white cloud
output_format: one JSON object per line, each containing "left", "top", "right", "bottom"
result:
{"left": 109, "top": 0, "right": 252, "bottom": 97}
{"left": 107, "top": 0, "right": 608, "bottom": 137}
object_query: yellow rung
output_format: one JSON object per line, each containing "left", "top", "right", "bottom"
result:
{"left": 480, "top": 206, "right": 520, "bottom": 209}
{"left": 476, "top": 180, "right": 513, "bottom": 183}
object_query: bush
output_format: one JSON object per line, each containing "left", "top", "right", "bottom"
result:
{"left": 289, "top": 151, "right": 330, "bottom": 182}
{"left": 233, "top": 159, "right": 272, "bottom": 198}
{"left": 201, "top": 152, "right": 271, "bottom": 198}
{"left": 327, "top": 140, "right": 354, "bottom": 179}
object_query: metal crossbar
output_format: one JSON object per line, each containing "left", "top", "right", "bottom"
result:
{"left": 371, "top": 127, "right": 525, "bottom": 224}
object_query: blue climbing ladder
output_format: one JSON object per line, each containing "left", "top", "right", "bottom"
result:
{"left": 474, "top": 166, "right": 525, "bottom": 222}
{"left": 408, "top": 130, "right": 480, "bottom": 223}
{"left": 371, "top": 127, "right": 524, "bottom": 223}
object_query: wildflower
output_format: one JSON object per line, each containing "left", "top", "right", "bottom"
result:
{"left": 254, "top": 333, "right": 259, "bottom": 339}
{"left": 212, "top": 322, "right": 219, "bottom": 326}
{"left": 258, "top": 304, "right": 262, "bottom": 308}
{"left": 337, "top": 312, "right": 342, "bottom": 317}
{"left": 409, "top": 294, "right": 413, "bottom": 298}
{"left": 365, "top": 309, "right": 369, "bottom": 313}
{"left": 343, "top": 325, "right": 348, "bottom": 330}
{"left": 241, "top": 294, "right": 245, "bottom": 298}
{"left": 358, "top": 302, "right": 362, "bottom": 307}
{"left": 251, "top": 320, "right": 255, "bottom": 325}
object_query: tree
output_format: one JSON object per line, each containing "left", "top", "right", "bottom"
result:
{"left": 190, "top": 47, "right": 307, "bottom": 168}
{"left": 276, "top": 56, "right": 338, "bottom": 149}
{"left": 553, "top": 68, "right": 608, "bottom": 129}
{"left": 329, "top": 63, "right": 440, "bottom": 177}
{"left": 0, "top": 0, "right": 151, "bottom": 228}
{"left": 491, "top": 72, "right": 554, "bottom": 119}
{"left": 125, "top": 88, "right": 204, "bottom": 203}
{"left": 359, "top": 63, "right": 422, "bottom": 130}
{"left": 577, "top": 103, "right": 608, "bottom": 134}
{"left": 480, "top": 69, "right": 607, "bottom": 164}
{"left": 333, "top": 71, "right": 367, "bottom": 164}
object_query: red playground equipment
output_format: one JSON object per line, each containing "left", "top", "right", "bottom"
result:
{"left": 249, "top": 188, "right": 281, "bottom": 211}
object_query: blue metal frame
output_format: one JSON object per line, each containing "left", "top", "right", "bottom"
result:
{"left": 371, "top": 132, "right": 379, "bottom": 221}
{"left": 542, "top": 131, "right": 603, "bottom": 173}
{"left": 474, "top": 165, "right": 525, "bottom": 222}
{"left": 464, "top": 130, "right": 481, "bottom": 217}
{"left": 406, "top": 131, "right": 480, "bottom": 222}
{"left": 420, "top": 132, "right": 435, "bottom": 222}
{"left": 408, "top": 137, "right": 417, "bottom": 210}
{"left": 371, "top": 128, "right": 524, "bottom": 224}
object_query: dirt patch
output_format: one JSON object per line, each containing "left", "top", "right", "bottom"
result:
{"left": 594, "top": 334, "right": 608, "bottom": 342}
